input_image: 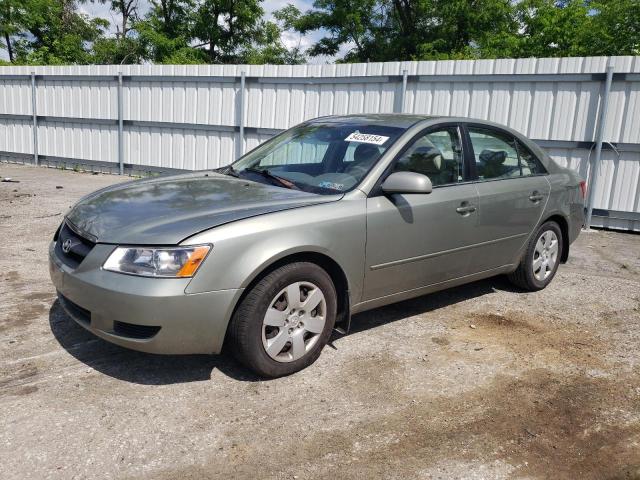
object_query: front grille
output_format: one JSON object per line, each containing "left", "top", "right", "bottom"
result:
{"left": 58, "top": 293, "right": 91, "bottom": 325}
{"left": 55, "top": 222, "right": 96, "bottom": 269}
{"left": 113, "top": 321, "right": 161, "bottom": 340}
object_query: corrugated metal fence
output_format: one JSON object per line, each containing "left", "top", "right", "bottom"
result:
{"left": 1, "top": 57, "right": 639, "bottom": 230}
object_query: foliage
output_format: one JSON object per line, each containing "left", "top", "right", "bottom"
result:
{"left": 277, "top": 0, "right": 640, "bottom": 62}
{"left": 2, "top": 0, "right": 108, "bottom": 64}
{"left": 244, "top": 20, "right": 307, "bottom": 64}
{"left": 0, "top": 0, "right": 637, "bottom": 64}
{"left": 192, "top": 0, "right": 263, "bottom": 63}
{"left": 92, "top": 36, "right": 146, "bottom": 64}
{"left": 134, "top": 0, "right": 203, "bottom": 64}
{"left": 0, "top": 0, "right": 28, "bottom": 62}
{"left": 131, "top": 0, "right": 306, "bottom": 64}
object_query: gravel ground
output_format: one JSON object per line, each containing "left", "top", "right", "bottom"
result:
{"left": 1, "top": 163, "right": 640, "bottom": 480}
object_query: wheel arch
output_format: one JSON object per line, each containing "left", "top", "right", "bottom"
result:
{"left": 224, "top": 250, "right": 351, "bottom": 345}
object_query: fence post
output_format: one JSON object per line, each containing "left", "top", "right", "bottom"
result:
{"left": 400, "top": 70, "right": 408, "bottom": 113}
{"left": 584, "top": 63, "right": 614, "bottom": 230}
{"left": 117, "top": 72, "right": 124, "bottom": 175}
{"left": 238, "top": 71, "right": 246, "bottom": 159}
{"left": 30, "top": 72, "right": 39, "bottom": 166}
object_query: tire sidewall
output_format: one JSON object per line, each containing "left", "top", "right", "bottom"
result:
{"left": 241, "top": 263, "right": 337, "bottom": 377}
{"left": 525, "top": 221, "right": 563, "bottom": 290}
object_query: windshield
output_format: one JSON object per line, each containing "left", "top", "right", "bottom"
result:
{"left": 230, "top": 122, "right": 405, "bottom": 194}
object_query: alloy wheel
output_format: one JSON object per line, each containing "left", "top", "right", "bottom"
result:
{"left": 532, "top": 230, "right": 559, "bottom": 282}
{"left": 261, "top": 281, "right": 327, "bottom": 362}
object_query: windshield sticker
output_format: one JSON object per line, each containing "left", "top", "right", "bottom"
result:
{"left": 318, "top": 181, "right": 345, "bottom": 191}
{"left": 344, "top": 132, "right": 389, "bottom": 145}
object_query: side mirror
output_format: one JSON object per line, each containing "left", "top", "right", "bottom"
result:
{"left": 381, "top": 171, "right": 433, "bottom": 195}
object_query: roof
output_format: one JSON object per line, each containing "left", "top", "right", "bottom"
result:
{"left": 307, "top": 114, "right": 532, "bottom": 132}
{"left": 307, "top": 114, "right": 439, "bottom": 129}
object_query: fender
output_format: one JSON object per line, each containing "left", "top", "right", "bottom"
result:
{"left": 183, "top": 198, "right": 368, "bottom": 305}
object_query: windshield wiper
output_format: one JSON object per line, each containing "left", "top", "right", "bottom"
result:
{"left": 242, "top": 168, "right": 300, "bottom": 190}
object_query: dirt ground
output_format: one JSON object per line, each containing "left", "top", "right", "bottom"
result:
{"left": 1, "top": 162, "right": 640, "bottom": 480}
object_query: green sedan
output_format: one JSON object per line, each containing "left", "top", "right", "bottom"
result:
{"left": 50, "top": 115, "right": 585, "bottom": 377}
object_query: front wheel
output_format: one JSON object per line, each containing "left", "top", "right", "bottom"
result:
{"left": 508, "top": 221, "right": 563, "bottom": 291}
{"left": 228, "top": 262, "right": 337, "bottom": 378}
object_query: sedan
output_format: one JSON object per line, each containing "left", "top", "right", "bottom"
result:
{"left": 49, "top": 115, "right": 585, "bottom": 377}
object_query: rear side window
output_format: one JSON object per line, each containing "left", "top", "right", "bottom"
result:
{"left": 468, "top": 127, "right": 519, "bottom": 180}
{"left": 516, "top": 141, "right": 547, "bottom": 175}
{"left": 469, "top": 127, "right": 546, "bottom": 180}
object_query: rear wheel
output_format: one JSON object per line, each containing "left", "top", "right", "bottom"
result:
{"left": 508, "top": 221, "right": 563, "bottom": 291}
{"left": 228, "top": 262, "right": 337, "bottom": 378}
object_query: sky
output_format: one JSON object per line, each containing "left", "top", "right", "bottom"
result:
{"left": 77, "top": 0, "right": 344, "bottom": 64}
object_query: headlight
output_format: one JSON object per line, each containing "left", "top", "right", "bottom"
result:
{"left": 103, "top": 245, "right": 211, "bottom": 278}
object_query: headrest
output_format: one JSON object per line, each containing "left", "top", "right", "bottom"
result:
{"left": 479, "top": 150, "right": 507, "bottom": 165}
{"left": 411, "top": 145, "right": 442, "bottom": 171}
{"left": 353, "top": 143, "right": 380, "bottom": 164}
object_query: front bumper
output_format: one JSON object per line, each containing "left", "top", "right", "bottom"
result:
{"left": 49, "top": 241, "right": 242, "bottom": 354}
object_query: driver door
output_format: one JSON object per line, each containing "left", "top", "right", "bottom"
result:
{"left": 363, "top": 126, "right": 480, "bottom": 301}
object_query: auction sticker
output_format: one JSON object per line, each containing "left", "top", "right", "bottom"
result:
{"left": 344, "top": 132, "right": 389, "bottom": 145}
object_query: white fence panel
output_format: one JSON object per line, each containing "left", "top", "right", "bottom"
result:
{"left": 0, "top": 118, "right": 32, "bottom": 154}
{"left": 0, "top": 79, "right": 31, "bottom": 115}
{"left": 0, "top": 56, "right": 639, "bottom": 230}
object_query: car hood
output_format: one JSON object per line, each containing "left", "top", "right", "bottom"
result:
{"left": 65, "top": 172, "right": 341, "bottom": 244}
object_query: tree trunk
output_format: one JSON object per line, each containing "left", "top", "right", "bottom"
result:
{"left": 121, "top": 10, "right": 129, "bottom": 38}
{"left": 121, "top": 0, "right": 137, "bottom": 38}
{"left": 393, "top": 0, "right": 413, "bottom": 36}
{"left": 61, "top": 0, "right": 74, "bottom": 29}
{"left": 4, "top": 33, "right": 13, "bottom": 63}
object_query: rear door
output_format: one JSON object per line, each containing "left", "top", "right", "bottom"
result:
{"left": 363, "top": 125, "right": 480, "bottom": 301}
{"left": 465, "top": 124, "right": 550, "bottom": 271}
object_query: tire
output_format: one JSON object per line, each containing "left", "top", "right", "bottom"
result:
{"left": 228, "top": 262, "right": 337, "bottom": 378}
{"left": 508, "top": 220, "right": 563, "bottom": 291}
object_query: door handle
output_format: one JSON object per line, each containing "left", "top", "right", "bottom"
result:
{"left": 456, "top": 202, "right": 477, "bottom": 215}
{"left": 529, "top": 191, "right": 544, "bottom": 202}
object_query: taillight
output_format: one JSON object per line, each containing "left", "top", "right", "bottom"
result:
{"left": 579, "top": 180, "right": 587, "bottom": 199}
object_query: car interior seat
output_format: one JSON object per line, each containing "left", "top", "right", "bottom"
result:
{"left": 397, "top": 143, "right": 451, "bottom": 184}
{"left": 343, "top": 143, "right": 381, "bottom": 176}
{"left": 479, "top": 150, "right": 508, "bottom": 178}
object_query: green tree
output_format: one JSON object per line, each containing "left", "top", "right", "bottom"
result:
{"left": 481, "top": 0, "right": 640, "bottom": 58}
{"left": 579, "top": 0, "right": 640, "bottom": 56}
{"left": 134, "top": 0, "right": 305, "bottom": 64}
{"left": 244, "top": 20, "right": 306, "bottom": 64}
{"left": 134, "top": 0, "right": 202, "bottom": 63}
{"left": 191, "top": 0, "right": 263, "bottom": 63}
{"left": 276, "top": 0, "right": 517, "bottom": 61}
{"left": 0, "top": 0, "right": 29, "bottom": 62}
{"left": 10, "top": 0, "right": 108, "bottom": 64}
{"left": 87, "top": 0, "right": 143, "bottom": 64}
{"left": 507, "top": 0, "right": 593, "bottom": 57}
{"left": 112, "top": 0, "right": 138, "bottom": 38}
{"left": 275, "top": 1, "right": 383, "bottom": 60}
{"left": 91, "top": 36, "right": 145, "bottom": 64}
{"left": 278, "top": 0, "right": 640, "bottom": 61}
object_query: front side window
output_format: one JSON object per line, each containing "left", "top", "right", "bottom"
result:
{"left": 231, "top": 122, "right": 404, "bottom": 194}
{"left": 391, "top": 127, "right": 463, "bottom": 186}
{"left": 469, "top": 127, "right": 546, "bottom": 180}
